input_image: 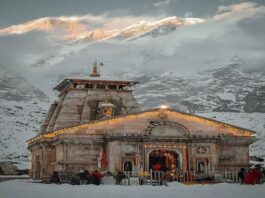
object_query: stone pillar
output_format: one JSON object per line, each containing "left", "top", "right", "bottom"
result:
{"left": 62, "top": 141, "right": 68, "bottom": 175}
{"left": 182, "top": 145, "right": 187, "bottom": 171}
{"left": 108, "top": 141, "right": 121, "bottom": 172}
{"left": 40, "top": 144, "right": 51, "bottom": 181}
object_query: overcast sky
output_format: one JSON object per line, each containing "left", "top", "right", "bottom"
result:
{"left": 1, "top": 0, "right": 265, "bottom": 27}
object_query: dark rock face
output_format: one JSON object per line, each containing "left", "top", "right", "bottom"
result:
{"left": 244, "top": 86, "right": 265, "bottom": 113}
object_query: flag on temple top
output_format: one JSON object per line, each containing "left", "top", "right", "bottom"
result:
{"left": 100, "top": 62, "right": 104, "bottom": 66}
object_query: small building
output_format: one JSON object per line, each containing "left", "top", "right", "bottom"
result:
{"left": 28, "top": 63, "right": 256, "bottom": 180}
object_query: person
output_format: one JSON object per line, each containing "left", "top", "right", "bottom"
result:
{"left": 138, "top": 171, "right": 148, "bottom": 185}
{"left": 254, "top": 166, "right": 262, "bottom": 184}
{"left": 70, "top": 173, "right": 81, "bottom": 185}
{"left": 79, "top": 169, "right": 87, "bottom": 185}
{"left": 101, "top": 171, "right": 115, "bottom": 185}
{"left": 152, "top": 162, "right": 161, "bottom": 171}
{"left": 237, "top": 168, "right": 245, "bottom": 185}
{"left": 160, "top": 171, "right": 171, "bottom": 186}
{"left": 86, "top": 170, "right": 92, "bottom": 184}
{"left": 91, "top": 170, "right": 103, "bottom": 185}
{"left": 262, "top": 168, "right": 265, "bottom": 184}
{"left": 245, "top": 169, "right": 255, "bottom": 185}
{"left": 50, "top": 171, "right": 61, "bottom": 184}
{"left": 115, "top": 171, "right": 127, "bottom": 185}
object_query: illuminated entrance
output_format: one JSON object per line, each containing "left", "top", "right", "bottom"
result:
{"left": 147, "top": 148, "right": 183, "bottom": 171}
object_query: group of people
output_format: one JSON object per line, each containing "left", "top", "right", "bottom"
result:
{"left": 50, "top": 170, "right": 128, "bottom": 185}
{"left": 238, "top": 166, "right": 265, "bottom": 185}
{"left": 76, "top": 170, "right": 104, "bottom": 185}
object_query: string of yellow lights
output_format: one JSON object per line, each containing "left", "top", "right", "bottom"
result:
{"left": 27, "top": 109, "right": 254, "bottom": 145}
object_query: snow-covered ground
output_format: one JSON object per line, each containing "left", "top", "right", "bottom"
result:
{"left": 0, "top": 179, "right": 265, "bottom": 198}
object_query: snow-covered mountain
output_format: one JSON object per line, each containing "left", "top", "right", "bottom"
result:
{"left": 0, "top": 16, "right": 204, "bottom": 42}
{"left": 0, "top": 66, "right": 49, "bottom": 159}
{"left": 133, "top": 63, "right": 265, "bottom": 113}
{"left": 0, "top": 15, "right": 264, "bottom": 162}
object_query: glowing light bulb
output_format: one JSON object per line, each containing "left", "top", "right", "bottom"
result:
{"left": 160, "top": 105, "right": 168, "bottom": 109}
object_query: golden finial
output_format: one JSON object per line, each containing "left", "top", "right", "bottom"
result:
{"left": 90, "top": 60, "right": 100, "bottom": 77}
{"left": 104, "top": 95, "right": 110, "bottom": 103}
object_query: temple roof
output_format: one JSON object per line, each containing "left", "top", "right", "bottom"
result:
{"left": 61, "top": 107, "right": 256, "bottom": 134}
{"left": 28, "top": 108, "right": 256, "bottom": 144}
{"left": 54, "top": 75, "right": 139, "bottom": 91}
{"left": 54, "top": 61, "right": 139, "bottom": 91}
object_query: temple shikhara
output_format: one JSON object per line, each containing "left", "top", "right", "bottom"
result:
{"left": 28, "top": 62, "right": 256, "bottom": 180}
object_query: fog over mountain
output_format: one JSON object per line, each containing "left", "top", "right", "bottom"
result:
{"left": 0, "top": 2, "right": 264, "bottom": 160}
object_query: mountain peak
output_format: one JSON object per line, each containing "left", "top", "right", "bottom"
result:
{"left": 0, "top": 16, "right": 205, "bottom": 42}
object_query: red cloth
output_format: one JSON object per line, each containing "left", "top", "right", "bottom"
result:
{"left": 253, "top": 169, "right": 262, "bottom": 184}
{"left": 152, "top": 163, "right": 161, "bottom": 171}
{"left": 93, "top": 171, "right": 103, "bottom": 180}
{"left": 245, "top": 171, "right": 255, "bottom": 185}
{"left": 99, "top": 149, "right": 108, "bottom": 168}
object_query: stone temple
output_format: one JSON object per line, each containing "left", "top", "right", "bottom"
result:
{"left": 28, "top": 63, "right": 256, "bottom": 180}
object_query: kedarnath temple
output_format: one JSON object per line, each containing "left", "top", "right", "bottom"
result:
{"left": 28, "top": 63, "right": 256, "bottom": 180}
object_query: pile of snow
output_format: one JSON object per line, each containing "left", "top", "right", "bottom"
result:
{"left": 0, "top": 179, "right": 264, "bottom": 198}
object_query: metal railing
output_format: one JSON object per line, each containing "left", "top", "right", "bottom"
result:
{"left": 122, "top": 170, "right": 240, "bottom": 185}
{"left": 55, "top": 170, "right": 242, "bottom": 185}
{"left": 124, "top": 170, "right": 163, "bottom": 185}
{"left": 222, "top": 171, "right": 239, "bottom": 183}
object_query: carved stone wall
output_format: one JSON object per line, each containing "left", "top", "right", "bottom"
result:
{"left": 217, "top": 144, "right": 250, "bottom": 171}
{"left": 107, "top": 141, "right": 141, "bottom": 172}
{"left": 30, "top": 109, "right": 254, "bottom": 179}
{"left": 190, "top": 142, "right": 218, "bottom": 172}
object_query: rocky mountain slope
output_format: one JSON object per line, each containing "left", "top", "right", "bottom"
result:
{"left": 244, "top": 86, "right": 265, "bottom": 113}
{"left": 0, "top": 66, "right": 49, "bottom": 159}
{"left": 133, "top": 63, "right": 265, "bottom": 113}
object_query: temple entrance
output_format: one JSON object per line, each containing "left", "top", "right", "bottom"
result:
{"left": 123, "top": 160, "right": 133, "bottom": 171}
{"left": 149, "top": 150, "right": 179, "bottom": 172}
{"left": 197, "top": 160, "right": 208, "bottom": 173}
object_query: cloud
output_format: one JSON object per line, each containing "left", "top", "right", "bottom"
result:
{"left": 43, "top": 12, "right": 265, "bottom": 77}
{"left": 214, "top": 2, "right": 265, "bottom": 20}
{"left": 154, "top": 0, "right": 171, "bottom": 7}
{"left": 0, "top": 2, "right": 265, "bottom": 94}
{"left": 184, "top": 12, "right": 193, "bottom": 18}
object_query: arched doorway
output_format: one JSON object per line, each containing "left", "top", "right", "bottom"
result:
{"left": 149, "top": 150, "right": 179, "bottom": 172}
{"left": 123, "top": 160, "right": 133, "bottom": 172}
{"left": 197, "top": 161, "right": 207, "bottom": 173}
